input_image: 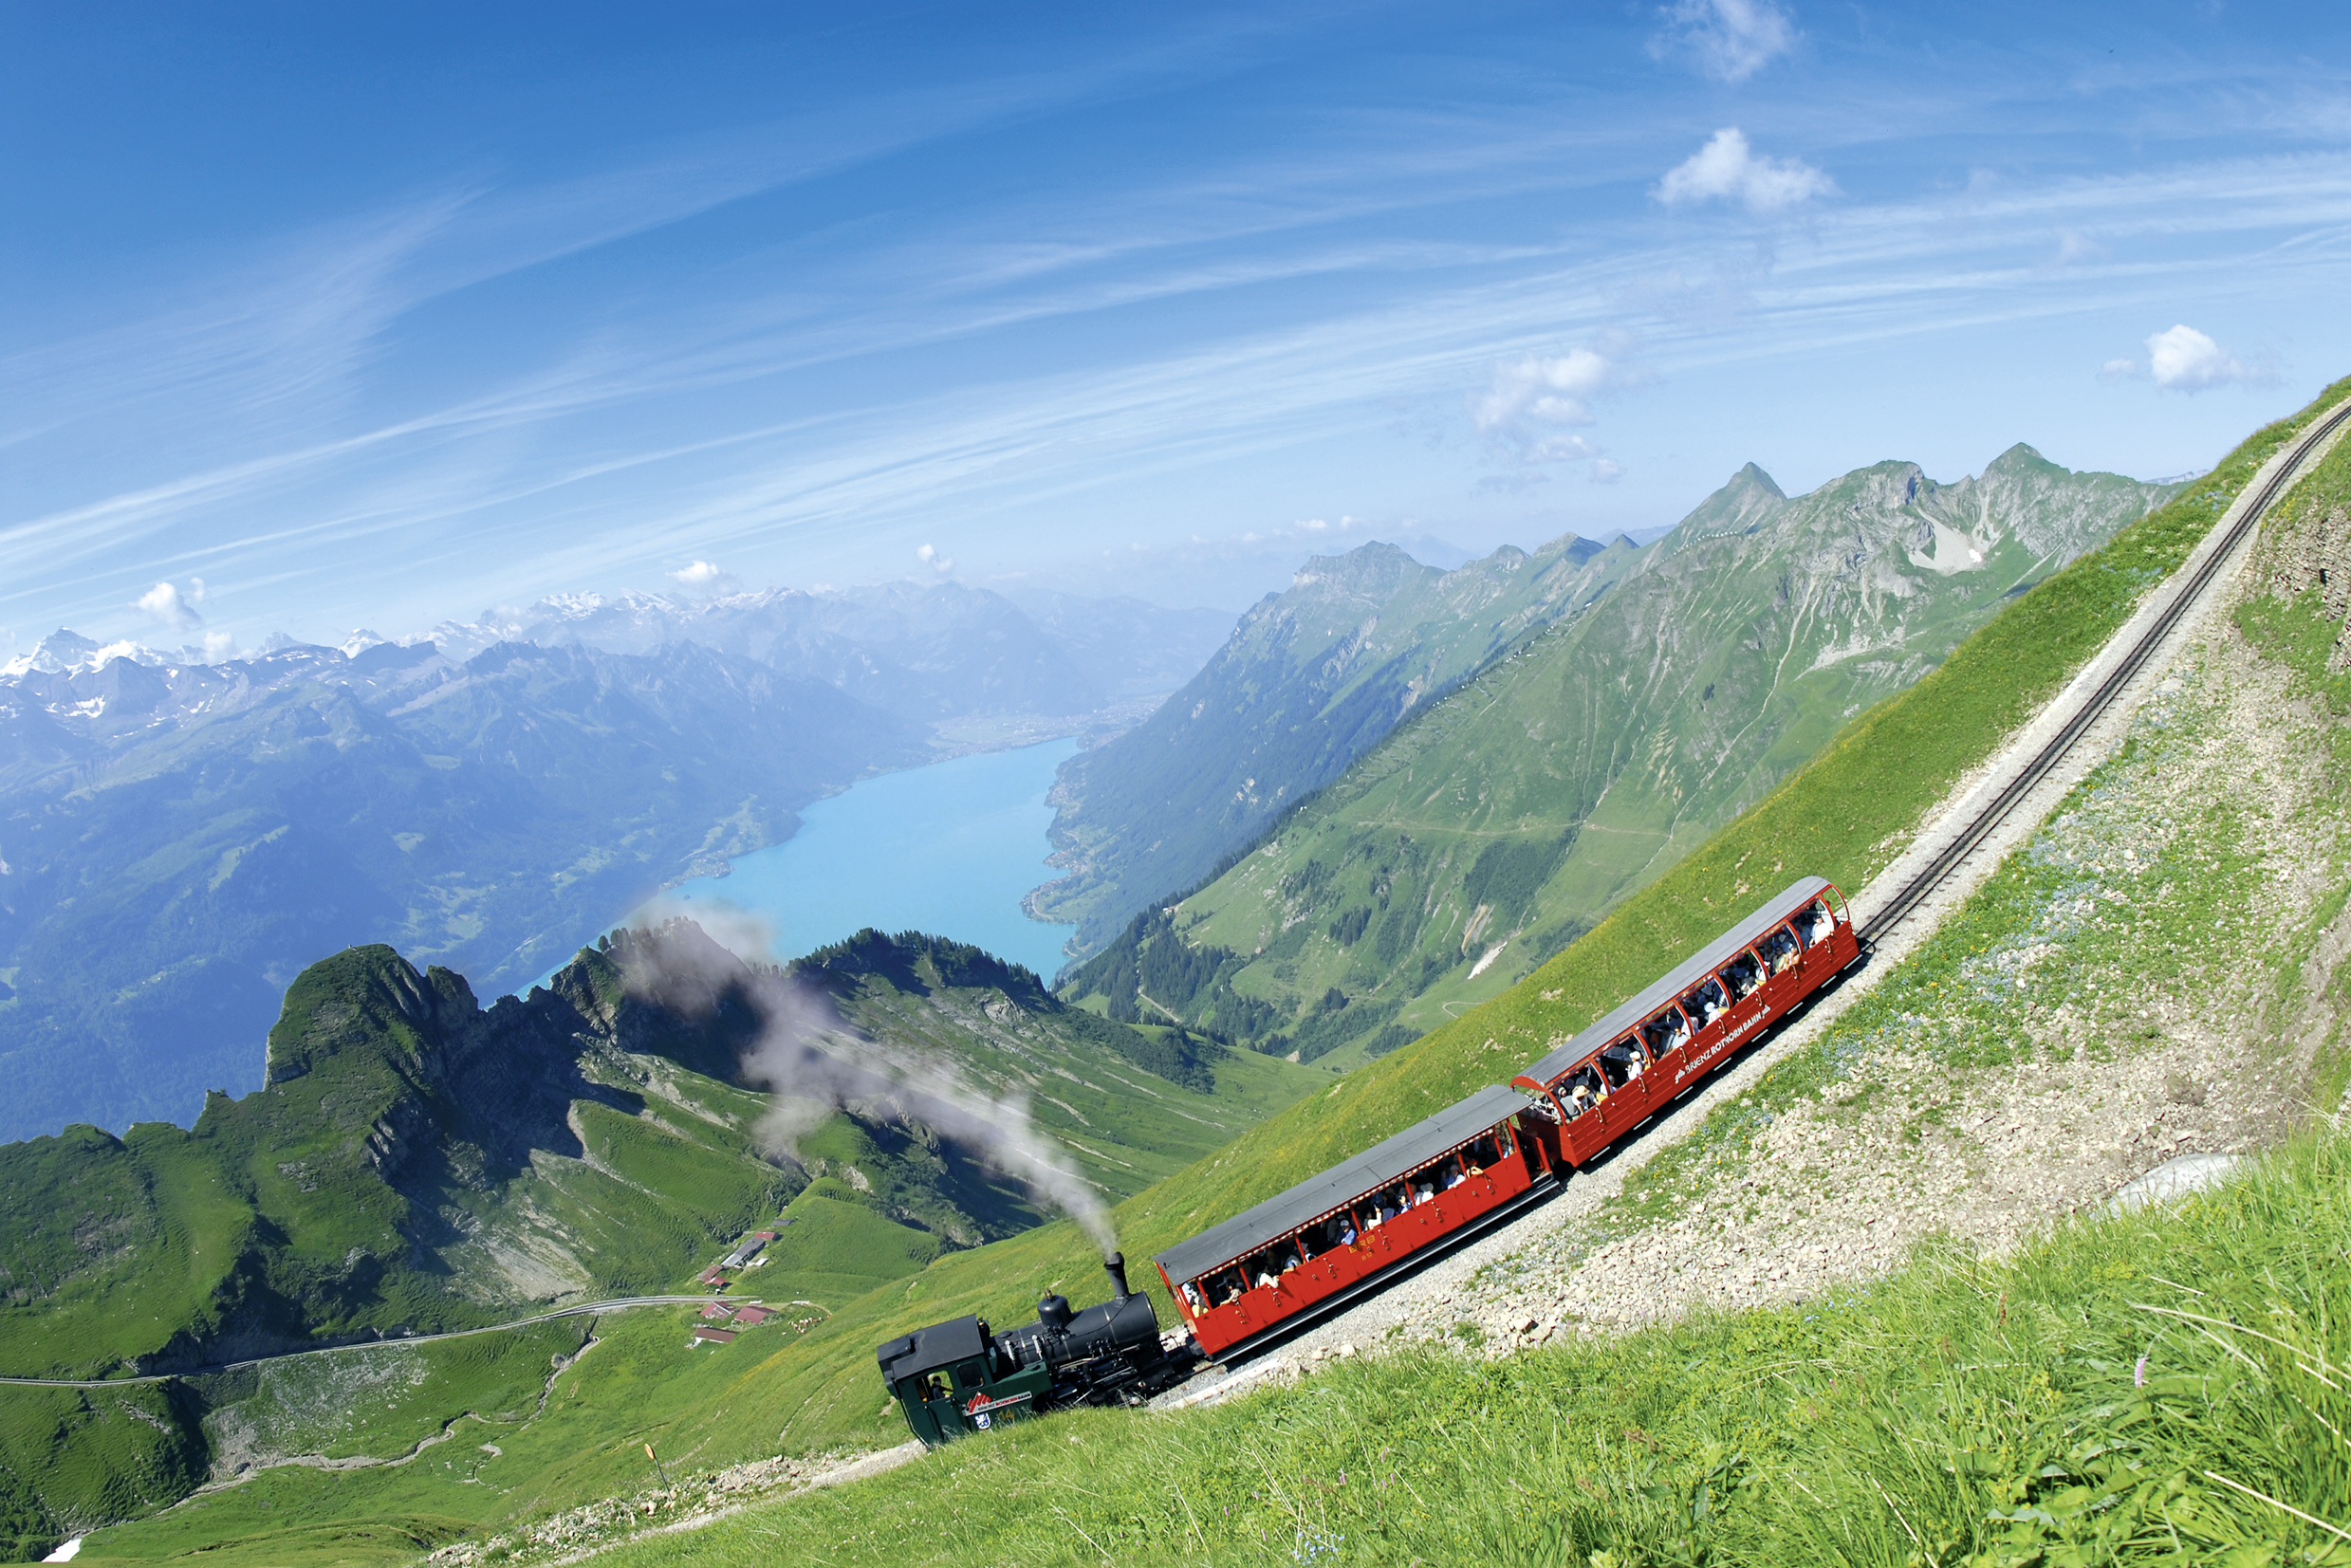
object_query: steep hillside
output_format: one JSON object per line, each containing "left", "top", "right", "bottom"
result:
{"left": 1033, "top": 535, "right": 1640, "bottom": 950}
{"left": 1065, "top": 446, "right": 2176, "bottom": 1064}
{"left": 0, "top": 638, "right": 924, "bottom": 1143}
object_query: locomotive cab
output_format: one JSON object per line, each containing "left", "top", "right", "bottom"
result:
{"left": 876, "top": 1314, "right": 1055, "bottom": 1444}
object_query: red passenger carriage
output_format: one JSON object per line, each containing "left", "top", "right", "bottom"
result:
{"left": 1154, "top": 1084, "right": 1558, "bottom": 1360}
{"left": 1511, "top": 876, "right": 1858, "bottom": 1167}
{"left": 1151, "top": 877, "right": 1859, "bottom": 1364}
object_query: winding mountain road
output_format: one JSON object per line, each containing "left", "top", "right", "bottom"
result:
{"left": 0, "top": 1295, "right": 749, "bottom": 1389}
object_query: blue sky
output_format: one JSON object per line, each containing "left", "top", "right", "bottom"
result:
{"left": 5, "top": 1, "right": 2349, "bottom": 650}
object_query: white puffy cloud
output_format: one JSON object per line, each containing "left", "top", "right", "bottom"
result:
{"left": 669, "top": 559, "right": 731, "bottom": 588}
{"left": 2144, "top": 324, "right": 2266, "bottom": 392}
{"left": 1657, "top": 128, "right": 1834, "bottom": 214}
{"left": 1655, "top": 0, "right": 1797, "bottom": 83}
{"left": 134, "top": 579, "right": 205, "bottom": 631}
{"left": 916, "top": 543, "right": 954, "bottom": 574}
{"left": 1591, "top": 458, "right": 1626, "bottom": 485}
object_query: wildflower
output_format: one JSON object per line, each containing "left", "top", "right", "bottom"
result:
{"left": 2135, "top": 1356, "right": 2148, "bottom": 1388}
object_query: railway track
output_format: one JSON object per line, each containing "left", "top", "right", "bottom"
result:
{"left": 1860, "top": 395, "right": 2351, "bottom": 945}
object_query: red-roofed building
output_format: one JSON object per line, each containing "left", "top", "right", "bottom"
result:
{"left": 731, "top": 1305, "right": 773, "bottom": 1325}
{"left": 700, "top": 1301, "right": 735, "bottom": 1321}
{"left": 692, "top": 1326, "right": 737, "bottom": 1345}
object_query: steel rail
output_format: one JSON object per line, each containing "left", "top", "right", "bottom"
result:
{"left": 1860, "top": 397, "right": 2351, "bottom": 946}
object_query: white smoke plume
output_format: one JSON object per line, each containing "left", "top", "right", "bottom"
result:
{"left": 611, "top": 918, "right": 1118, "bottom": 1258}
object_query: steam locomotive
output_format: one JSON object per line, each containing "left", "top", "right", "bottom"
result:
{"left": 877, "top": 1252, "right": 1195, "bottom": 1445}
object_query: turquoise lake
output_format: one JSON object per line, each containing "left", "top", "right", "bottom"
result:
{"left": 641, "top": 737, "right": 1081, "bottom": 979}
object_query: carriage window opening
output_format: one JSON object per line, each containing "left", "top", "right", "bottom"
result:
{"left": 1640, "top": 1007, "right": 1688, "bottom": 1061}
{"left": 1798, "top": 899, "right": 1835, "bottom": 948}
{"left": 1723, "top": 951, "right": 1763, "bottom": 999}
{"left": 1558, "top": 1060, "right": 1607, "bottom": 1116}
{"left": 1442, "top": 1153, "right": 1468, "bottom": 1190}
{"left": 1686, "top": 977, "right": 1730, "bottom": 1025}
{"left": 953, "top": 1360, "right": 987, "bottom": 1391}
{"left": 922, "top": 1373, "right": 952, "bottom": 1401}
{"left": 1762, "top": 925, "right": 1799, "bottom": 973}
{"left": 1496, "top": 1123, "right": 1516, "bottom": 1157}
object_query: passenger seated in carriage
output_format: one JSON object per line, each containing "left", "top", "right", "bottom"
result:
{"left": 1252, "top": 1255, "right": 1281, "bottom": 1289}
{"left": 1215, "top": 1270, "right": 1245, "bottom": 1305}
{"left": 1601, "top": 1040, "right": 1643, "bottom": 1087}
{"left": 1688, "top": 978, "right": 1729, "bottom": 1025}
{"left": 1801, "top": 899, "right": 1835, "bottom": 947}
{"left": 1337, "top": 1214, "right": 1359, "bottom": 1245}
{"left": 1763, "top": 927, "right": 1798, "bottom": 973}
{"left": 1724, "top": 952, "right": 1762, "bottom": 998}
{"left": 1641, "top": 1010, "right": 1689, "bottom": 1060}
{"left": 1560, "top": 1061, "right": 1607, "bottom": 1116}
{"left": 1181, "top": 1281, "right": 1205, "bottom": 1314}
{"left": 1442, "top": 1162, "right": 1466, "bottom": 1190}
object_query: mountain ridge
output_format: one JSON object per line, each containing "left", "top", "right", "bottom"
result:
{"left": 1063, "top": 446, "right": 2180, "bottom": 1064}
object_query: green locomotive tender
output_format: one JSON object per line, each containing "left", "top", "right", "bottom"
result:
{"left": 877, "top": 1253, "right": 1193, "bottom": 1445}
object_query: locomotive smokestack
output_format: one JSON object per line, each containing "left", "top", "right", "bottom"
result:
{"left": 1103, "top": 1251, "right": 1130, "bottom": 1301}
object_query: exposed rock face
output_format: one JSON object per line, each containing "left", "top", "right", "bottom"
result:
{"left": 2260, "top": 500, "right": 2351, "bottom": 668}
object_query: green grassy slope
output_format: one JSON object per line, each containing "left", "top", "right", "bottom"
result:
{"left": 592, "top": 1130, "right": 2351, "bottom": 1567}
{"left": 1064, "top": 446, "right": 2179, "bottom": 1069}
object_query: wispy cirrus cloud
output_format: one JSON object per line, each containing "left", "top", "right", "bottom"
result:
{"left": 1652, "top": 0, "right": 1798, "bottom": 84}
{"left": 9, "top": 102, "right": 2351, "bottom": 640}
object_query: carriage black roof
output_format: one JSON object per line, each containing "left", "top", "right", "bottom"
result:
{"left": 1153, "top": 1083, "right": 1532, "bottom": 1285}
{"left": 876, "top": 1314, "right": 987, "bottom": 1384}
{"left": 1515, "top": 876, "right": 1831, "bottom": 1090}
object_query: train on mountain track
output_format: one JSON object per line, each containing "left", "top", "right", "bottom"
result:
{"left": 878, "top": 877, "right": 1860, "bottom": 1444}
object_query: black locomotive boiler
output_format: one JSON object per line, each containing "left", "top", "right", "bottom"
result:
{"left": 877, "top": 1252, "right": 1194, "bottom": 1445}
